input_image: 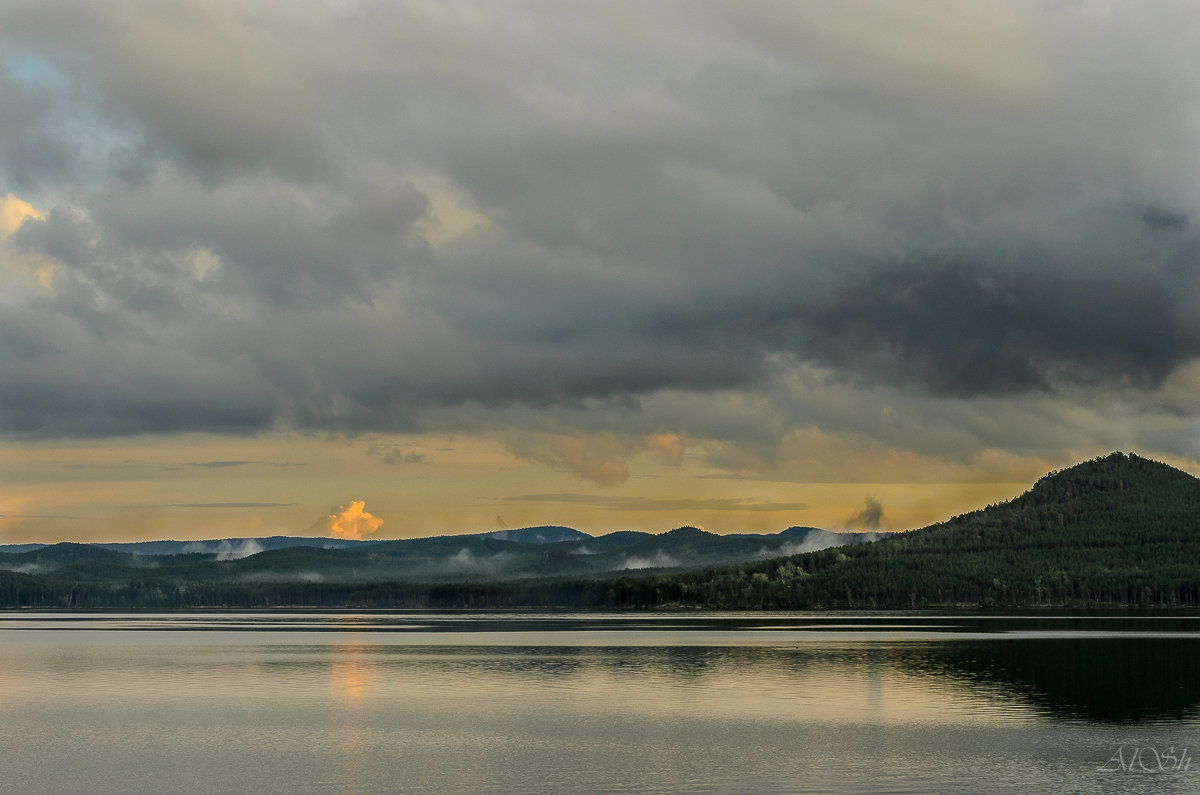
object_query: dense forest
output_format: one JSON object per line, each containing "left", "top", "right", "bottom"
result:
{"left": 3, "top": 452, "right": 1200, "bottom": 609}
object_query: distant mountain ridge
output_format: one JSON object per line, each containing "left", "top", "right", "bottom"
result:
{"left": 0, "top": 523, "right": 883, "bottom": 605}
{"left": 485, "top": 526, "right": 589, "bottom": 543}
{"left": 0, "top": 524, "right": 879, "bottom": 560}
{"left": 0, "top": 527, "right": 585, "bottom": 558}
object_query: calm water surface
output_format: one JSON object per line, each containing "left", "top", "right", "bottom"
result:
{"left": 2, "top": 612, "right": 1198, "bottom": 793}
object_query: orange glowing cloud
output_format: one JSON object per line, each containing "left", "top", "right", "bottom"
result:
{"left": 316, "top": 500, "right": 384, "bottom": 539}
{"left": 1, "top": 193, "right": 42, "bottom": 234}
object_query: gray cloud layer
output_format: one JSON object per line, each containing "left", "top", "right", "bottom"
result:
{"left": 2, "top": 1, "right": 1199, "bottom": 465}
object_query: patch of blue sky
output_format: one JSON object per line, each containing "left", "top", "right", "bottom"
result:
{"left": 2, "top": 48, "right": 70, "bottom": 91}
{"left": 3, "top": 46, "right": 143, "bottom": 195}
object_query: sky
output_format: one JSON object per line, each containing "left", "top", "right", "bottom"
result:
{"left": 3, "top": 1, "right": 1200, "bottom": 543}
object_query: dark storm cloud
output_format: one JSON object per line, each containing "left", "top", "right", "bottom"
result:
{"left": 650, "top": 255, "right": 1200, "bottom": 397}
{"left": 812, "top": 260, "right": 1199, "bottom": 396}
{"left": 2, "top": 1, "right": 1200, "bottom": 465}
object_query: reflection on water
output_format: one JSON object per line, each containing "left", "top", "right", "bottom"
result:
{"left": 2, "top": 612, "right": 1199, "bottom": 793}
{"left": 909, "top": 636, "right": 1200, "bottom": 724}
{"left": 331, "top": 644, "right": 376, "bottom": 706}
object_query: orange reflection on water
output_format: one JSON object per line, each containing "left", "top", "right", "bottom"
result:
{"left": 330, "top": 645, "right": 377, "bottom": 707}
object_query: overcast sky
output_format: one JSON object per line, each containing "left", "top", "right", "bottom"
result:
{"left": 3, "top": 1, "right": 1199, "bottom": 542}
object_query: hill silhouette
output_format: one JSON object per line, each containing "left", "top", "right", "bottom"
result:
{"left": 0, "top": 521, "right": 874, "bottom": 607}
{"left": 611, "top": 452, "right": 1200, "bottom": 608}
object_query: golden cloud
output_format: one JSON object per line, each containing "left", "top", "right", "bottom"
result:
{"left": 315, "top": 500, "right": 384, "bottom": 540}
{"left": 0, "top": 194, "right": 42, "bottom": 235}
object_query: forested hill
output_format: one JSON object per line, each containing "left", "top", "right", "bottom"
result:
{"left": 622, "top": 452, "right": 1200, "bottom": 608}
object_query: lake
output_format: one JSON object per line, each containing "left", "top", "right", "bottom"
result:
{"left": 1, "top": 612, "right": 1198, "bottom": 793}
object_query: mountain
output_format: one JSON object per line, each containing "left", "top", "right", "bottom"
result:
{"left": 614, "top": 452, "right": 1200, "bottom": 608}
{"left": 485, "top": 526, "right": 590, "bottom": 543}
{"left": 97, "top": 527, "right": 592, "bottom": 556}
{"left": 0, "top": 527, "right": 592, "bottom": 559}
{"left": 100, "top": 536, "right": 375, "bottom": 555}
{"left": 0, "top": 522, "right": 880, "bottom": 606}
{"left": 0, "top": 542, "right": 124, "bottom": 572}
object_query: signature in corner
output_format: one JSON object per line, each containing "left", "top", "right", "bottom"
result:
{"left": 1098, "top": 746, "right": 1191, "bottom": 773}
